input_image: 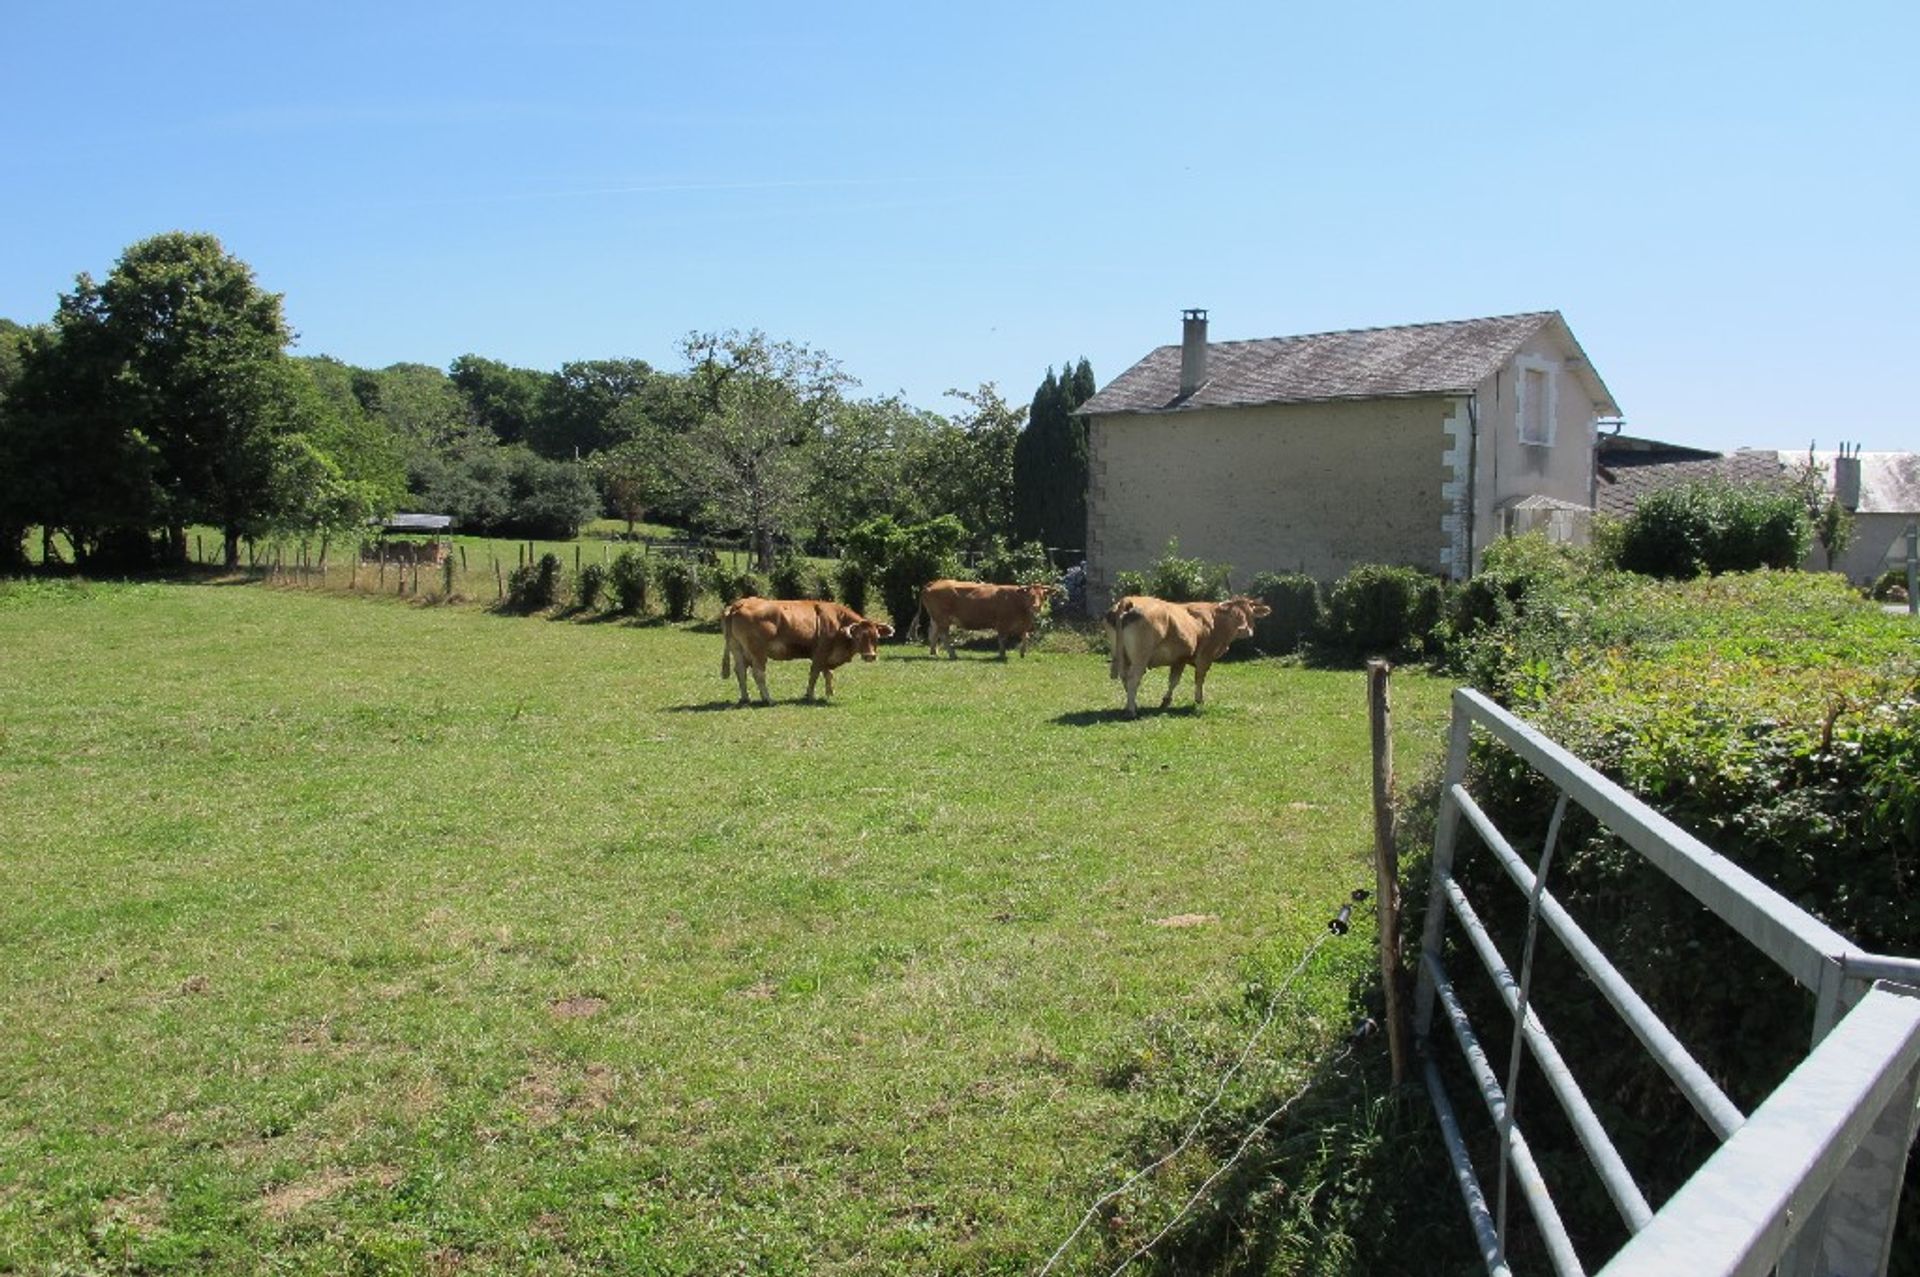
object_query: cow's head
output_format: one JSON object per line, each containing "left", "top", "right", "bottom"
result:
{"left": 1022, "top": 582, "right": 1055, "bottom": 617}
{"left": 840, "top": 619, "right": 894, "bottom": 661}
{"left": 1218, "top": 596, "right": 1272, "bottom": 640}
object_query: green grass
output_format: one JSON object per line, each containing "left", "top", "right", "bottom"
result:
{"left": 0, "top": 578, "right": 1453, "bottom": 1274}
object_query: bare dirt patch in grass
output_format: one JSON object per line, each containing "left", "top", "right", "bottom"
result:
{"left": 259, "top": 1170, "right": 355, "bottom": 1220}
{"left": 547, "top": 994, "right": 607, "bottom": 1019}
{"left": 1150, "top": 913, "right": 1218, "bottom": 928}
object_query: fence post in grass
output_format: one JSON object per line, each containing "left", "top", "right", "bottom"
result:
{"left": 574, "top": 545, "right": 581, "bottom": 577}
{"left": 1368, "top": 659, "right": 1410, "bottom": 1086}
{"left": 460, "top": 544, "right": 469, "bottom": 575}
{"left": 443, "top": 553, "right": 454, "bottom": 597}
{"left": 495, "top": 556, "right": 504, "bottom": 600}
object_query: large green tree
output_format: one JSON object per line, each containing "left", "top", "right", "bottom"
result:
{"left": 38, "top": 233, "right": 304, "bottom": 566}
{"left": 449, "top": 354, "right": 548, "bottom": 447}
{"left": 913, "top": 383, "right": 1024, "bottom": 545}
{"left": 667, "top": 330, "right": 850, "bottom": 567}
{"left": 1011, "top": 356, "right": 1094, "bottom": 555}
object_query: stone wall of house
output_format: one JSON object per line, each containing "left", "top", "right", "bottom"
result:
{"left": 1468, "top": 329, "right": 1604, "bottom": 570}
{"left": 1084, "top": 395, "right": 1453, "bottom": 611}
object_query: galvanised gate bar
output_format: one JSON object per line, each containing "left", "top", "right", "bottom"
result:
{"left": 1416, "top": 688, "right": 1920, "bottom": 1277}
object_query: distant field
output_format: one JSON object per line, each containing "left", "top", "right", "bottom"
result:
{"left": 0, "top": 578, "right": 1452, "bottom": 1274}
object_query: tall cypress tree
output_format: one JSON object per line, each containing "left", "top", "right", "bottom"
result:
{"left": 1011, "top": 360, "right": 1095, "bottom": 556}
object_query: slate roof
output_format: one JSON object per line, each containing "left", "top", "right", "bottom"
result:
{"left": 1593, "top": 449, "right": 1787, "bottom": 519}
{"left": 1077, "top": 311, "right": 1619, "bottom": 417}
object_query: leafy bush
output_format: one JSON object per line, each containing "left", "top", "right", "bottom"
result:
{"left": 835, "top": 560, "right": 870, "bottom": 614}
{"left": 1140, "top": 537, "right": 1230, "bottom": 602}
{"left": 768, "top": 553, "right": 811, "bottom": 600}
{"left": 1111, "top": 569, "right": 1147, "bottom": 600}
{"left": 608, "top": 548, "right": 651, "bottom": 614}
{"left": 655, "top": 555, "right": 702, "bottom": 620}
{"left": 712, "top": 568, "right": 766, "bottom": 606}
{"left": 1870, "top": 567, "right": 1910, "bottom": 602}
{"left": 844, "top": 514, "right": 964, "bottom": 633}
{"left": 1246, "top": 572, "right": 1320, "bottom": 654}
{"left": 1616, "top": 479, "right": 1811, "bottom": 579}
{"left": 575, "top": 561, "right": 607, "bottom": 610}
{"left": 505, "top": 552, "right": 562, "bottom": 612}
{"left": 1319, "top": 564, "right": 1441, "bottom": 657}
{"left": 976, "top": 536, "right": 1056, "bottom": 586}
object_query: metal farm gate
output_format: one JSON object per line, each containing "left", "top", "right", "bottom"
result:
{"left": 1416, "top": 688, "right": 1920, "bottom": 1277}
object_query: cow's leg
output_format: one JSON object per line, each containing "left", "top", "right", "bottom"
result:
{"left": 996, "top": 631, "right": 1008, "bottom": 661}
{"left": 731, "top": 642, "right": 752, "bottom": 706}
{"left": 1018, "top": 629, "right": 1030, "bottom": 658}
{"left": 1193, "top": 660, "right": 1210, "bottom": 706}
{"left": 804, "top": 662, "right": 822, "bottom": 701}
{"left": 943, "top": 623, "right": 958, "bottom": 660}
{"left": 1161, "top": 660, "right": 1187, "bottom": 709}
{"left": 751, "top": 660, "right": 772, "bottom": 706}
{"left": 1122, "top": 658, "right": 1146, "bottom": 719}
{"left": 821, "top": 666, "right": 836, "bottom": 699}
{"left": 927, "top": 619, "right": 940, "bottom": 657}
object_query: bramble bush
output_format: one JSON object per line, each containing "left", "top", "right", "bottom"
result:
{"left": 608, "top": 549, "right": 650, "bottom": 614}
{"left": 1139, "top": 538, "right": 1230, "bottom": 602}
{"left": 712, "top": 567, "right": 766, "bottom": 606}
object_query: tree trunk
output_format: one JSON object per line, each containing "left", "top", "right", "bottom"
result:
{"left": 224, "top": 526, "right": 241, "bottom": 569}
{"left": 755, "top": 526, "right": 774, "bottom": 573}
{"left": 166, "top": 524, "right": 188, "bottom": 567}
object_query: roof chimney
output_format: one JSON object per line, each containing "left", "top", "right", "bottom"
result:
{"left": 1834, "top": 442, "right": 1862, "bottom": 512}
{"left": 1179, "top": 308, "right": 1209, "bottom": 397}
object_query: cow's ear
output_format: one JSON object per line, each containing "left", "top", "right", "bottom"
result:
{"left": 873, "top": 623, "right": 895, "bottom": 638}
{"left": 1252, "top": 603, "right": 1273, "bottom": 617}
{"left": 839, "top": 623, "right": 861, "bottom": 639}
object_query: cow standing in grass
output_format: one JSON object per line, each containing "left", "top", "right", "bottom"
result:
{"left": 1105, "top": 595, "right": 1271, "bottom": 717}
{"left": 908, "top": 580, "right": 1054, "bottom": 659}
{"left": 721, "top": 597, "right": 894, "bottom": 705}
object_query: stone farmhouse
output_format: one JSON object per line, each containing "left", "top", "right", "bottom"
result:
{"left": 1076, "top": 310, "right": 1622, "bottom": 610}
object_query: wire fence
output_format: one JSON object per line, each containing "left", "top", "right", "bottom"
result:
{"left": 1038, "top": 890, "right": 1374, "bottom": 1276}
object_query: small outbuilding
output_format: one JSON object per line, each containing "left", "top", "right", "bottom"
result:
{"left": 363, "top": 513, "right": 453, "bottom": 565}
{"left": 1076, "top": 309, "right": 1621, "bottom": 609}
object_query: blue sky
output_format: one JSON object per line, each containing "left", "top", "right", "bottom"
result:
{"left": 4, "top": 1, "right": 1913, "bottom": 454}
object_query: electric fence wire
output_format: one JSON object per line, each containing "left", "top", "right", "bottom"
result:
{"left": 1037, "top": 921, "right": 1346, "bottom": 1277}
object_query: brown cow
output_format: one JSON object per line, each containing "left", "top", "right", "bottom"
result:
{"left": 908, "top": 579, "right": 1054, "bottom": 659}
{"left": 1105, "top": 595, "right": 1272, "bottom": 718}
{"left": 720, "top": 597, "right": 894, "bottom": 705}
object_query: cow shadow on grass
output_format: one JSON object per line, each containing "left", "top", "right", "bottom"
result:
{"left": 665, "top": 698, "right": 841, "bottom": 713}
{"left": 1050, "top": 704, "right": 1201, "bottom": 727}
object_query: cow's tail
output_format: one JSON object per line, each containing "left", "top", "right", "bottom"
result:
{"left": 719, "top": 610, "right": 733, "bottom": 678}
{"left": 1107, "top": 604, "right": 1137, "bottom": 680}
{"left": 906, "top": 597, "right": 928, "bottom": 644}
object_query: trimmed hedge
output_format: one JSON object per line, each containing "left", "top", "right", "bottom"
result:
{"left": 1246, "top": 571, "right": 1320, "bottom": 654}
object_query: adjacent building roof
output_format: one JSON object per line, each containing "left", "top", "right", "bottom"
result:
{"left": 1078, "top": 310, "right": 1621, "bottom": 418}
{"left": 377, "top": 513, "right": 454, "bottom": 532}
{"left": 1593, "top": 446, "right": 1920, "bottom": 520}
{"left": 1803, "top": 451, "right": 1920, "bottom": 517}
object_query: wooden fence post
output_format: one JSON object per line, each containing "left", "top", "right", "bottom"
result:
{"left": 1368, "top": 659, "right": 1410, "bottom": 1086}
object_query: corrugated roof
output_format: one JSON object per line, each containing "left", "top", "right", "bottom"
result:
{"left": 377, "top": 513, "right": 454, "bottom": 531}
{"left": 1077, "top": 311, "right": 1619, "bottom": 417}
{"left": 1799, "top": 452, "right": 1920, "bottom": 516}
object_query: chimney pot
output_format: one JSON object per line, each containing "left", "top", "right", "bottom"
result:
{"left": 1179, "top": 308, "right": 1209, "bottom": 398}
{"left": 1834, "top": 446, "right": 1862, "bottom": 512}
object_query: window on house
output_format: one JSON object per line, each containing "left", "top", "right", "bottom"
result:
{"left": 1520, "top": 367, "right": 1552, "bottom": 445}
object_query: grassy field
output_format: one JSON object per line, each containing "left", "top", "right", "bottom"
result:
{"left": 0, "top": 578, "right": 1453, "bottom": 1274}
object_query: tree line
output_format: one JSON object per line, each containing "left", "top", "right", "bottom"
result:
{"left": 0, "top": 232, "right": 1095, "bottom": 573}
